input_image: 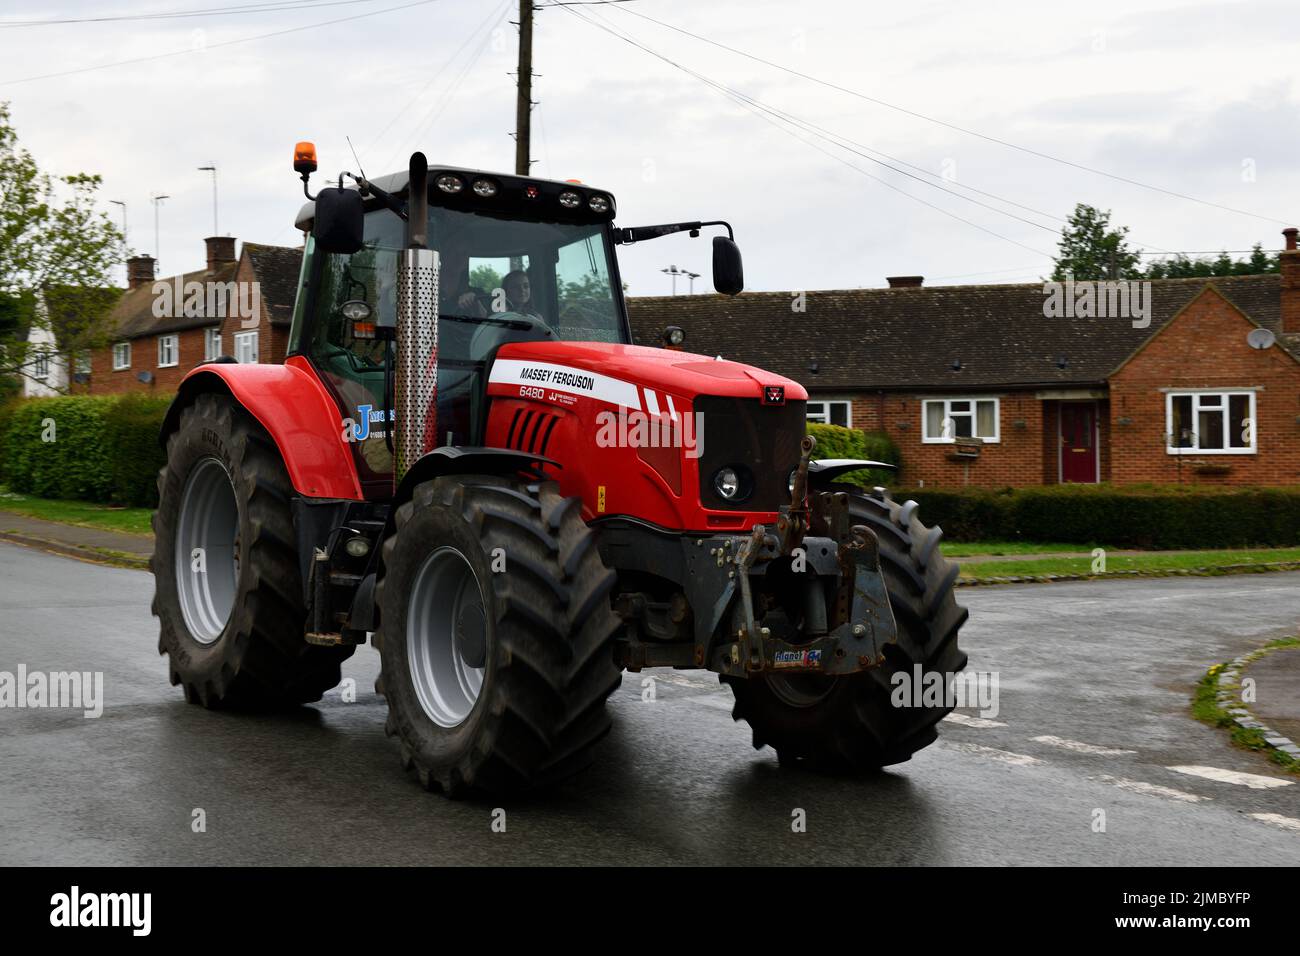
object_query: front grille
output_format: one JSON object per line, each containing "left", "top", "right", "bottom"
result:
{"left": 695, "top": 396, "right": 806, "bottom": 511}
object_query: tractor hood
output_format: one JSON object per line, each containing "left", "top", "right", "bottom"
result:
{"left": 491, "top": 341, "right": 807, "bottom": 405}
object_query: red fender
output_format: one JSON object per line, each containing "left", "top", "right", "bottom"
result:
{"left": 164, "top": 355, "right": 363, "bottom": 500}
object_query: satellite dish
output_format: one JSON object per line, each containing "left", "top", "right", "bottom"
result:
{"left": 1247, "top": 327, "right": 1276, "bottom": 350}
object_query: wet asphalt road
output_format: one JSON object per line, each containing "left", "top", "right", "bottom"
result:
{"left": 1, "top": 540, "right": 1298, "bottom": 866}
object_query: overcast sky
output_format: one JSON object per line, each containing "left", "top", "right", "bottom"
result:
{"left": 2, "top": 0, "right": 1298, "bottom": 296}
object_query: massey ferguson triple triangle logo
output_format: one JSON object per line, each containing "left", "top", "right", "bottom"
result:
{"left": 763, "top": 385, "right": 786, "bottom": 405}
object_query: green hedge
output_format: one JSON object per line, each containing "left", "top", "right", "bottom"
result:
{"left": 899, "top": 485, "right": 1300, "bottom": 549}
{"left": 807, "top": 423, "right": 900, "bottom": 487}
{"left": 0, "top": 394, "right": 170, "bottom": 507}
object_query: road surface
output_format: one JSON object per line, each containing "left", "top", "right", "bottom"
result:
{"left": 1, "top": 540, "right": 1297, "bottom": 865}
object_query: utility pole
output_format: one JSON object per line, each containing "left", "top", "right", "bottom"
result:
{"left": 152, "top": 193, "right": 170, "bottom": 269}
{"left": 109, "top": 200, "right": 127, "bottom": 251}
{"left": 514, "top": 0, "right": 533, "bottom": 176}
{"left": 198, "top": 164, "right": 219, "bottom": 235}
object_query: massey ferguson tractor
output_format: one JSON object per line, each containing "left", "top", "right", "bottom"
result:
{"left": 150, "top": 144, "right": 967, "bottom": 796}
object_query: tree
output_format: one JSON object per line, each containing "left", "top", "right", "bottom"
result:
{"left": 0, "top": 101, "right": 124, "bottom": 391}
{"left": 1050, "top": 203, "right": 1141, "bottom": 281}
{"left": 1142, "top": 243, "right": 1279, "bottom": 279}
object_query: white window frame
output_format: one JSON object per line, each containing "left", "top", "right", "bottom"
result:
{"left": 806, "top": 399, "right": 853, "bottom": 428}
{"left": 922, "top": 397, "right": 1001, "bottom": 444}
{"left": 74, "top": 350, "right": 92, "bottom": 375}
{"left": 112, "top": 342, "right": 132, "bottom": 371}
{"left": 234, "top": 330, "right": 259, "bottom": 364}
{"left": 157, "top": 334, "right": 178, "bottom": 368}
{"left": 204, "top": 328, "right": 222, "bottom": 362}
{"left": 1165, "top": 389, "right": 1256, "bottom": 455}
{"left": 33, "top": 350, "right": 50, "bottom": 380}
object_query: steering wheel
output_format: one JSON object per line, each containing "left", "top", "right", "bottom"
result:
{"left": 468, "top": 311, "right": 557, "bottom": 361}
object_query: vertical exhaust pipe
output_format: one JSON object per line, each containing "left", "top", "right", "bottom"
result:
{"left": 394, "top": 152, "right": 440, "bottom": 484}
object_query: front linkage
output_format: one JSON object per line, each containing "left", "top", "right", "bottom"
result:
{"left": 617, "top": 436, "right": 900, "bottom": 680}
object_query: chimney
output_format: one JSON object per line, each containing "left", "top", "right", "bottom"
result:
{"left": 886, "top": 275, "right": 924, "bottom": 288}
{"left": 127, "top": 255, "right": 156, "bottom": 290}
{"left": 205, "top": 236, "right": 237, "bottom": 273}
{"left": 1281, "top": 227, "right": 1300, "bottom": 334}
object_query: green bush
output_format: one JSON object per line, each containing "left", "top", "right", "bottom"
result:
{"left": 807, "top": 424, "right": 901, "bottom": 487}
{"left": 103, "top": 394, "right": 171, "bottom": 507}
{"left": 0, "top": 394, "right": 170, "bottom": 507}
{"left": 899, "top": 484, "right": 1300, "bottom": 549}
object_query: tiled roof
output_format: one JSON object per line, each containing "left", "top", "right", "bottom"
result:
{"left": 111, "top": 261, "right": 238, "bottom": 340}
{"left": 626, "top": 274, "right": 1290, "bottom": 391}
{"left": 244, "top": 242, "right": 302, "bottom": 328}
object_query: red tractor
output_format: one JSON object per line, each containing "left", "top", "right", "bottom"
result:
{"left": 151, "top": 145, "right": 967, "bottom": 796}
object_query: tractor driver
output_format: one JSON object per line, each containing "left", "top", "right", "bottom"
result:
{"left": 456, "top": 269, "right": 544, "bottom": 323}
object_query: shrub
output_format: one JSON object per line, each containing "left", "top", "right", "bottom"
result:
{"left": 0, "top": 393, "right": 170, "bottom": 506}
{"left": 899, "top": 484, "right": 1300, "bottom": 549}
{"left": 807, "top": 423, "right": 900, "bottom": 487}
{"left": 103, "top": 394, "right": 171, "bottom": 507}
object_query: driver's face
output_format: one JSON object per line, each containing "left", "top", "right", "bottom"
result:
{"left": 505, "top": 275, "right": 530, "bottom": 304}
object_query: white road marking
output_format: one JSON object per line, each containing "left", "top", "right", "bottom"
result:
{"left": 945, "top": 742, "right": 1041, "bottom": 766}
{"left": 943, "top": 712, "right": 1007, "bottom": 728}
{"left": 1249, "top": 813, "right": 1300, "bottom": 833}
{"left": 1033, "top": 735, "right": 1137, "bottom": 756}
{"left": 1166, "top": 765, "right": 1294, "bottom": 790}
{"left": 1099, "top": 775, "right": 1210, "bottom": 803}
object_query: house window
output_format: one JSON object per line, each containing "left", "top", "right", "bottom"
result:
{"left": 1167, "top": 390, "right": 1255, "bottom": 454}
{"left": 33, "top": 351, "right": 50, "bottom": 380}
{"left": 923, "top": 398, "right": 1000, "bottom": 443}
{"left": 113, "top": 342, "right": 131, "bottom": 370}
{"left": 204, "top": 328, "right": 222, "bottom": 362}
{"left": 806, "top": 400, "right": 852, "bottom": 427}
{"left": 234, "top": 330, "right": 258, "bottom": 364}
{"left": 157, "top": 334, "right": 178, "bottom": 368}
{"left": 75, "top": 351, "right": 92, "bottom": 375}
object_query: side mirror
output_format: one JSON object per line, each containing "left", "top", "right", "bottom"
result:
{"left": 313, "top": 186, "right": 364, "bottom": 255}
{"left": 712, "top": 236, "right": 744, "bottom": 295}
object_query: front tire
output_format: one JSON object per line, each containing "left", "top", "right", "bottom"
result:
{"left": 151, "top": 393, "right": 352, "bottom": 707}
{"left": 724, "top": 488, "right": 968, "bottom": 769}
{"left": 375, "top": 476, "right": 623, "bottom": 797}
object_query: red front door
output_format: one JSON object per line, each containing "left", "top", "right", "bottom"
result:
{"left": 1059, "top": 402, "right": 1098, "bottom": 483}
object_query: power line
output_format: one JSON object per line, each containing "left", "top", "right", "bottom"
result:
{"left": 561, "top": 4, "right": 1054, "bottom": 259}
{"left": 0, "top": 1, "right": 382, "bottom": 28}
{"left": 607, "top": 5, "right": 1291, "bottom": 227}
{"left": 0, "top": 0, "right": 440, "bottom": 86}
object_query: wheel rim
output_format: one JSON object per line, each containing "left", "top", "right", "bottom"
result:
{"left": 174, "top": 457, "right": 239, "bottom": 645}
{"left": 768, "top": 672, "right": 837, "bottom": 708}
{"left": 407, "top": 547, "right": 487, "bottom": 728}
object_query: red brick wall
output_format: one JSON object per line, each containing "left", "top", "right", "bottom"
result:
{"left": 838, "top": 390, "right": 1049, "bottom": 488}
{"left": 217, "top": 255, "right": 289, "bottom": 365}
{"left": 1108, "top": 286, "right": 1300, "bottom": 485}
{"left": 87, "top": 325, "right": 215, "bottom": 396}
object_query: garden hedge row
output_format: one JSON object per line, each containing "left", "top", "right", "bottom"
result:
{"left": 0, "top": 394, "right": 171, "bottom": 507}
{"left": 807, "top": 423, "right": 900, "bottom": 487}
{"left": 897, "top": 484, "right": 1300, "bottom": 549}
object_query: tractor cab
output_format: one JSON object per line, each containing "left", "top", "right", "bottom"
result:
{"left": 290, "top": 164, "right": 629, "bottom": 490}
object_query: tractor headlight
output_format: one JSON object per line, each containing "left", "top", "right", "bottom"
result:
{"left": 588, "top": 194, "right": 610, "bottom": 213}
{"left": 436, "top": 174, "right": 464, "bottom": 193}
{"left": 558, "top": 190, "right": 581, "bottom": 208}
{"left": 340, "top": 300, "right": 372, "bottom": 321}
{"left": 714, "top": 467, "right": 742, "bottom": 501}
{"left": 471, "top": 178, "right": 498, "bottom": 197}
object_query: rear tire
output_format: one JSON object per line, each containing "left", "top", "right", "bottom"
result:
{"left": 723, "top": 488, "right": 968, "bottom": 770}
{"left": 151, "top": 393, "right": 352, "bottom": 707}
{"left": 375, "top": 476, "right": 623, "bottom": 797}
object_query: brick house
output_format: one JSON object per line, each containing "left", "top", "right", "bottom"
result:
{"left": 626, "top": 232, "right": 1300, "bottom": 488}
{"left": 86, "top": 238, "right": 303, "bottom": 394}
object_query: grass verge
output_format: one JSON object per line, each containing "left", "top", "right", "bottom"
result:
{"left": 960, "top": 547, "right": 1300, "bottom": 580}
{"left": 1193, "top": 637, "right": 1300, "bottom": 775}
{"left": 0, "top": 485, "right": 153, "bottom": 537}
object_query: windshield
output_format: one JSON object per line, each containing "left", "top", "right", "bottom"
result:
{"left": 293, "top": 204, "right": 627, "bottom": 488}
